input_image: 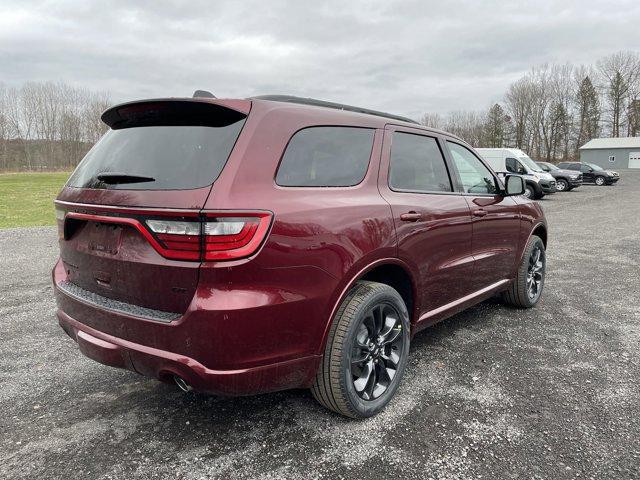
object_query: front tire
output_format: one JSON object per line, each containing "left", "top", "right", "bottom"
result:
{"left": 502, "top": 235, "right": 546, "bottom": 308}
{"left": 595, "top": 176, "right": 606, "bottom": 186}
{"left": 311, "top": 281, "right": 410, "bottom": 418}
{"left": 524, "top": 184, "right": 535, "bottom": 199}
{"left": 556, "top": 179, "right": 568, "bottom": 191}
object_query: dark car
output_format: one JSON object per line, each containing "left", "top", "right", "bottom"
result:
{"left": 557, "top": 161, "right": 620, "bottom": 186}
{"left": 536, "top": 161, "right": 582, "bottom": 191}
{"left": 53, "top": 94, "right": 547, "bottom": 418}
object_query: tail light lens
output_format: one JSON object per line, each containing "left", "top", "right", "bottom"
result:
{"left": 145, "top": 212, "right": 272, "bottom": 261}
{"left": 203, "top": 215, "right": 271, "bottom": 261}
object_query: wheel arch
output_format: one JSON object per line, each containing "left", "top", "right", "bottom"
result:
{"left": 532, "top": 223, "right": 547, "bottom": 247}
{"left": 517, "top": 221, "right": 547, "bottom": 267}
{"left": 317, "top": 258, "right": 418, "bottom": 356}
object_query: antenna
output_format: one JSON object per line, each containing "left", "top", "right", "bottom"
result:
{"left": 193, "top": 90, "right": 216, "bottom": 98}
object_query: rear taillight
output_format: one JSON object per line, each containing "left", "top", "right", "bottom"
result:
{"left": 146, "top": 219, "right": 202, "bottom": 260}
{"left": 56, "top": 203, "right": 273, "bottom": 263}
{"left": 145, "top": 212, "right": 272, "bottom": 261}
{"left": 202, "top": 215, "right": 271, "bottom": 261}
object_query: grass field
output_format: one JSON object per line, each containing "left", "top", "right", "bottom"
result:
{"left": 0, "top": 172, "right": 70, "bottom": 229}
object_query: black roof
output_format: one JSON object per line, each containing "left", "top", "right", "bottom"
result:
{"left": 251, "top": 95, "right": 419, "bottom": 125}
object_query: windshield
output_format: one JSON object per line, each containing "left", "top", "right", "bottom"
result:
{"left": 518, "top": 155, "right": 544, "bottom": 172}
{"left": 67, "top": 121, "right": 245, "bottom": 190}
{"left": 586, "top": 162, "right": 604, "bottom": 171}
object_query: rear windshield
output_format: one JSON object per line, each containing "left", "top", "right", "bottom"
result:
{"left": 67, "top": 120, "right": 245, "bottom": 190}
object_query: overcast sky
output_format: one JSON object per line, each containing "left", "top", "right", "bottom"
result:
{"left": 1, "top": 0, "right": 639, "bottom": 118}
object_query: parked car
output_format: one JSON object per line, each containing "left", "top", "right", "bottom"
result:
{"left": 52, "top": 94, "right": 548, "bottom": 418}
{"left": 476, "top": 148, "right": 556, "bottom": 199}
{"left": 557, "top": 161, "right": 620, "bottom": 186}
{"left": 535, "top": 161, "right": 582, "bottom": 191}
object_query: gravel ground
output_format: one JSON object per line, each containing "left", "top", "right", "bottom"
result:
{"left": 1, "top": 172, "right": 639, "bottom": 480}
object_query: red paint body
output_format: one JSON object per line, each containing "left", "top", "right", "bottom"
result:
{"left": 53, "top": 97, "right": 546, "bottom": 395}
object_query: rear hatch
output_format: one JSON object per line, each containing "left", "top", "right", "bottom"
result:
{"left": 55, "top": 99, "right": 250, "bottom": 315}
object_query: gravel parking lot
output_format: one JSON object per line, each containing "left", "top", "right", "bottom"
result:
{"left": 1, "top": 172, "right": 639, "bottom": 480}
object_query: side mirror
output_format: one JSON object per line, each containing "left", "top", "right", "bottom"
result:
{"left": 504, "top": 174, "right": 525, "bottom": 196}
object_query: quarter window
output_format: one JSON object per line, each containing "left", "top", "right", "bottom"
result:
{"left": 447, "top": 142, "right": 498, "bottom": 194}
{"left": 389, "top": 133, "right": 452, "bottom": 192}
{"left": 276, "top": 127, "right": 374, "bottom": 187}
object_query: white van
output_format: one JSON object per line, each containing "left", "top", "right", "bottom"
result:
{"left": 476, "top": 148, "right": 556, "bottom": 199}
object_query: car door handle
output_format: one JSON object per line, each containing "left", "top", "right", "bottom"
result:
{"left": 472, "top": 209, "right": 488, "bottom": 217}
{"left": 400, "top": 212, "right": 422, "bottom": 222}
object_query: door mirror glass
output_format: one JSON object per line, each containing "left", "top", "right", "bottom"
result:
{"left": 504, "top": 175, "right": 525, "bottom": 196}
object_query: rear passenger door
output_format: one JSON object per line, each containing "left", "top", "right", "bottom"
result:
{"left": 379, "top": 126, "right": 474, "bottom": 316}
{"left": 444, "top": 141, "right": 521, "bottom": 288}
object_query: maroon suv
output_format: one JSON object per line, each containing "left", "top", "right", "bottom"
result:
{"left": 53, "top": 94, "right": 547, "bottom": 418}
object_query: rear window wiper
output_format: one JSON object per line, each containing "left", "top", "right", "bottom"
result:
{"left": 94, "top": 172, "right": 156, "bottom": 184}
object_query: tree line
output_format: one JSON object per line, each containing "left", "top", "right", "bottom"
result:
{"left": 421, "top": 51, "right": 640, "bottom": 161}
{"left": 0, "top": 81, "right": 110, "bottom": 171}
{"left": 2, "top": 51, "right": 639, "bottom": 171}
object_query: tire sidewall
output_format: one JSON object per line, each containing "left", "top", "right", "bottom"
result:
{"left": 340, "top": 288, "right": 410, "bottom": 417}
{"left": 556, "top": 179, "right": 568, "bottom": 191}
{"left": 595, "top": 176, "right": 606, "bottom": 186}
{"left": 524, "top": 185, "right": 535, "bottom": 198}
{"left": 519, "top": 236, "right": 546, "bottom": 307}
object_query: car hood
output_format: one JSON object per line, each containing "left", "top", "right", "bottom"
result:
{"left": 536, "top": 171, "right": 555, "bottom": 181}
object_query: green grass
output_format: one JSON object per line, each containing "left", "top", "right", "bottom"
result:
{"left": 0, "top": 172, "right": 71, "bottom": 229}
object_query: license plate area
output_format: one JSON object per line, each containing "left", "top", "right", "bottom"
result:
{"left": 87, "top": 222, "right": 123, "bottom": 255}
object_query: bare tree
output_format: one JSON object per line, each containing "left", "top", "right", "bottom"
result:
{"left": 83, "top": 92, "right": 111, "bottom": 144}
{"left": 505, "top": 77, "right": 534, "bottom": 150}
{"left": 597, "top": 51, "right": 640, "bottom": 137}
{"left": 0, "top": 81, "right": 111, "bottom": 171}
{"left": 420, "top": 112, "right": 443, "bottom": 130}
{"left": 445, "top": 110, "right": 484, "bottom": 146}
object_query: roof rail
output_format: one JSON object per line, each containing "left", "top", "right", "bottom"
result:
{"left": 251, "top": 95, "right": 418, "bottom": 124}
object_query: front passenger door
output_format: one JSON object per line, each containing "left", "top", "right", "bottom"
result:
{"left": 445, "top": 141, "right": 521, "bottom": 289}
{"left": 580, "top": 164, "right": 594, "bottom": 183}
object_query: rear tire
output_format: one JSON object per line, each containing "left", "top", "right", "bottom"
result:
{"left": 311, "top": 281, "right": 410, "bottom": 418}
{"left": 556, "top": 179, "right": 568, "bottom": 191}
{"left": 502, "top": 235, "right": 546, "bottom": 308}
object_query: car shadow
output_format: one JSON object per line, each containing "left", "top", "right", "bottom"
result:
{"left": 114, "top": 296, "right": 508, "bottom": 424}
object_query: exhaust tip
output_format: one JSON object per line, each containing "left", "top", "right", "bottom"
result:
{"left": 173, "top": 375, "right": 192, "bottom": 393}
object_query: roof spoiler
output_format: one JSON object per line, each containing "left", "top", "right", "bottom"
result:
{"left": 101, "top": 99, "right": 247, "bottom": 129}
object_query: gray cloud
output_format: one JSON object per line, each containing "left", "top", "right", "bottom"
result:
{"left": 1, "top": 0, "right": 639, "bottom": 118}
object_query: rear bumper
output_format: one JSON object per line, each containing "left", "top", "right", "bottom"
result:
{"left": 52, "top": 258, "right": 330, "bottom": 395}
{"left": 58, "top": 309, "right": 320, "bottom": 395}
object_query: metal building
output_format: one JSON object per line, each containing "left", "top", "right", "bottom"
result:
{"left": 579, "top": 137, "right": 640, "bottom": 169}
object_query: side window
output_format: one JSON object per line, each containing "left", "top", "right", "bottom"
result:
{"left": 276, "top": 127, "right": 374, "bottom": 187}
{"left": 389, "top": 132, "right": 452, "bottom": 192}
{"left": 580, "top": 164, "right": 591, "bottom": 172}
{"left": 506, "top": 158, "right": 526, "bottom": 174}
{"left": 447, "top": 142, "right": 498, "bottom": 195}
